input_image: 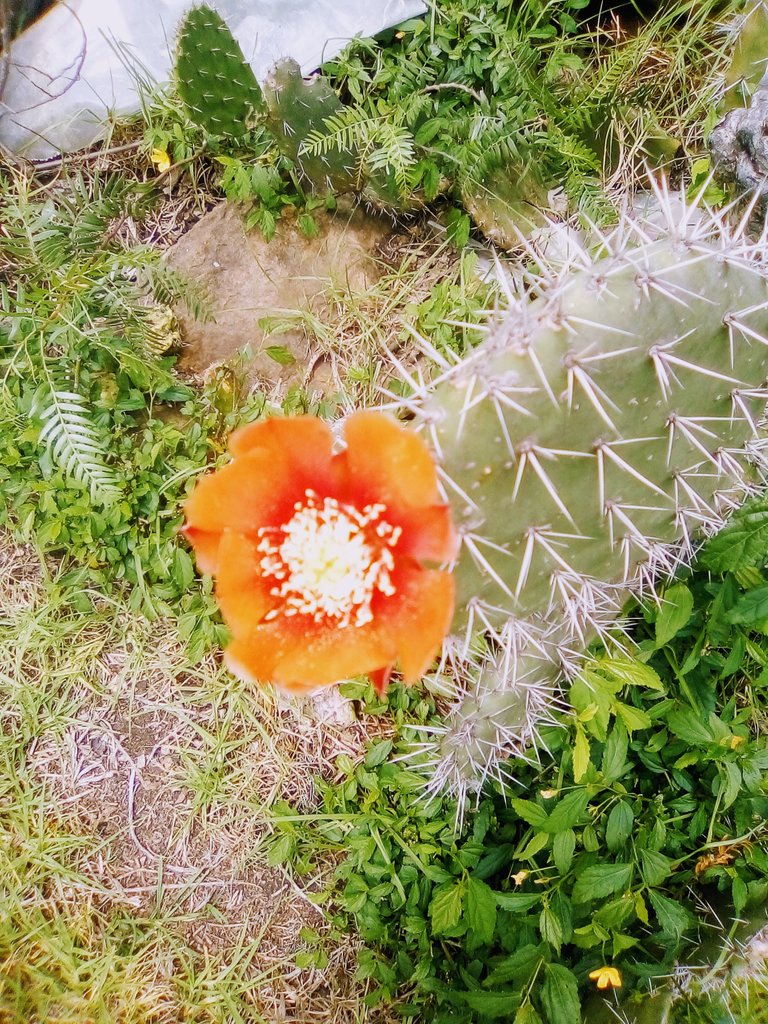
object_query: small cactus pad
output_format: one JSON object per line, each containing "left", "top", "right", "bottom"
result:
{"left": 263, "top": 58, "right": 356, "bottom": 194}
{"left": 175, "top": 5, "right": 264, "bottom": 139}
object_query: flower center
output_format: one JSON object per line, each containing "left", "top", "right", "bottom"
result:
{"left": 256, "top": 489, "right": 401, "bottom": 627}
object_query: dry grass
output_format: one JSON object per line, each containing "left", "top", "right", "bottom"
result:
{"left": 0, "top": 534, "right": 404, "bottom": 1023}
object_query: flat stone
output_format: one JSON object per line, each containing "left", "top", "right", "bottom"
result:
{"left": 166, "top": 201, "right": 393, "bottom": 394}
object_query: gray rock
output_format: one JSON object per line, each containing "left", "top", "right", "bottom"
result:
{"left": 710, "top": 71, "right": 768, "bottom": 202}
{"left": 165, "top": 201, "right": 393, "bottom": 394}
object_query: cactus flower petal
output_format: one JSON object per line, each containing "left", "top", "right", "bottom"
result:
{"left": 340, "top": 409, "right": 443, "bottom": 508}
{"left": 183, "top": 412, "right": 456, "bottom": 694}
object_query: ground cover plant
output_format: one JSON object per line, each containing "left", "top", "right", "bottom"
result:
{"left": 283, "top": 516, "right": 768, "bottom": 1022}
{"left": 3, "top": 0, "right": 768, "bottom": 1021}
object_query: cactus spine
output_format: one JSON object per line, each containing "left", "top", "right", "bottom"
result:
{"left": 401, "top": 186, "right": 768, "bottom": 799}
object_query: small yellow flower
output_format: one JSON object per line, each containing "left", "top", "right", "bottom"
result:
{"left": 589, "top": 966, "right": 622, "bottom": 990}
{"left": 151, "top": 148, "right": 171, "bottom": 173}
{"left": 511, "top": 870, "right": 529, "bottom": 886}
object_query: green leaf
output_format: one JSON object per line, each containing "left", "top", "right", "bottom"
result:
{"left": 718, "top": 761, "right": 742, "bottom": 809}
{"left": 732, "top": 875, "right": 748, "bottom": 916}
{"left": 484, "top": 945, "right": 543, "bottom": 987}
{"left": 429, "top": 881, "right": 464, "bottom": 934}
{"left": 666, "top": 708, "right": 714, "bottom": 746}
{"left": 702, "top": 500, "right": 768, "bottom": 571}
{"left": 365, "top": 739, "right": 393, "bottom": 768}
{"left": 466, "top": 877, "right": 497, "bottom": 946}
{"left": 595, "top": 656, "right": 665, "bottom": 691}
{"left": 572, "top": 724, "right": 590, "bottom": 782}
{"left": 495, "top": 892, "right": 542, "bottom": 912}
{"left": 572, "top": 863, "right": 633, "bottom": 904}
{"left": 544, "top": 789, "right": 589, "bottom": 833}
{"left": 540, "top": 963, "right": 580, "bottom": 1024}
{"left": 515, "top": 1004, "right": 543, "bottom": 1024}
{"left": 648, "top": 890, "right": 691, "bottom": 939}
{"left": 655, "top": 584, "right": 694, "bottom": 645}
{"left": 640, "top": 849, "right": 673, "bottom": 887}
{"left": 601, "top": 721, "right": 629, "bottom": 781}
{"left": 458, "top": 990, "right": 521, "bottom": 1018}
{"left": 519, "top": 831, "right": 550, "bottom": 859}
{"left": 605, "top": 801, "right": 634, "bottom": 852}
{"left": 615, "top": 702, "right": 652, "bottom": 734}
{"left": 512, "top": 798, "right": 549, "bottom": 828}
{"left": 553, "top": 829, "right": 576, "bottom": 875}
{"left": 540, "top": 906, "right": 563, "bottom": 953}
{"left": 265, "top": 345, "right": 297, "bottom": 366}
{"left": 728, "top": 585, "right": 768, "bottom": 625}
{"left": 267, "top": 833, "right": 295, "bottom": 866}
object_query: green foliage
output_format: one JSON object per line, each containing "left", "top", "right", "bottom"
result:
{"left": 0, "top": 170, "right": 253, "bottom": 653}
{"left": 166, "top": 0, "right": 737, "bottom": 239}
{"left": 282, "top": 547, "right": 768, "bottom": 1023}
{"left": 175, "top": 4, "right": 265, "bottom": 139}
{"left": 317, "top": 0, "right": 733, "bottom": 236}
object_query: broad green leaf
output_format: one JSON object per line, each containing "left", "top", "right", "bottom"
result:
{"left": 718, "top": 761, "right": 742, "bottom": 809}
{"left": 601, "top": 721, "right": 629, "bottom": 781}
{"left": 640, "top": 849, "right": 673, "bottom": 887}
{"left": 615, "top": 702, "right": 652, "bottom": 733}
{"left": 264, "top": 345, "right": 296, "bottom": 365}
{"left": 582, "top": 824, "right": 599, "bottom": 852}
{"left": 484, "top": 945, "right": 543, "bottom": 987}
{"left": 458, "top": 990, "right": 521, "bottom": 1018}
{"left": 495, "top": 891, "right": 542, "bottom": 912}
{"left": 648, "top": 890, "right": 691, "bottom": 939}
{"left": 553, "top": 829, "right": 576, "bottom": 875}
{"left": 544, "top": 789, "right": 589, "bottom": 833}
{"left": 606, "top": 801, "right": 634, "bottom": 852}
{"left": 540, "top": 963, "right": 580, "bottom": 1024}
{"left": 572, "top": 863, "right": 633, "bottom": 904}
{"left": 595, "top": 656, "right": 665, "bottom": 691}
{"left": 365, "top": 739, "right": 393, "bottom": 768}
{"left": 655, "top": 584, "right": 694, "bottom": 645}
{"left": 702, "top": 500, "right": 768, "bottom": 571}
{"left": 540, "top": 906, "right": 563, "bottom": 953}
{"left": 519, "top": 831, "right": 550, "bottom": 859}
{"left": 466, "top": 877, "right": 497, "bottom": 946}
{"left": 267, "top": 833, "right": 295, "bottom": 866}
{"left": 429, "top": 881, "right": 464, "bottom": 934}
{"left": 515, "top": 1003, "right": 544, "bottom": 1024}
{"left": 572, "top": 724, "right": 590, "bottom": 782}
{"left": 595, "top": 894, "right": 634, "bottom": 930}
{"left": 727, "top": 585, "right": 768, "bottom": 625}
{"left": 666, "top": 708, "right": 714, "bottom": 745}
{"left": 512, "top": 798, "right": 549, "bottom": 827}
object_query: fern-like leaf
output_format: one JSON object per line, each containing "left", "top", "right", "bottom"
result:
{"left": 35, "top": 384, "right": 121, "bottom": 504}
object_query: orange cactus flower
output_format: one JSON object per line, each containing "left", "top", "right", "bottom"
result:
{"left": 183, "top": 412, "right": 457, "bottom": 694}
{"left": 589, "top": 966, "right": 623, "bottom": 990}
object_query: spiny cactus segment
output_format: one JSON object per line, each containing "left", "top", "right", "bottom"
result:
{"left": 175, "top": 5, "right": 265, "bottom": 140}
{"left": 394, "top": 183, "right": 768, "bottom": 801}
{"left": 263, "top": 59, "right": 357, "bottom": 194}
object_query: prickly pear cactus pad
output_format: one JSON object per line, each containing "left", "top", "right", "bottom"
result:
{"left": 263, "top": 58, "right": 356, "bottom": 194}
{"left": 404, "top": 187, "right": 768, "bottom": 796}
{"left": 175, "top": 5, "right": 265, "bottom": 139}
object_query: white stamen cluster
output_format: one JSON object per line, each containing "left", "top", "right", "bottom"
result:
{"left": 257, "top": 489, "right": 401, "bottom": 627}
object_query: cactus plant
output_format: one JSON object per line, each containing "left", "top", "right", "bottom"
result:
{"left": 262, "top": 58, "right": 357, "bottom": 194}
{"left": 175, "top": 5, "right": 265, "bottom": 140}
{"left": 398, "top": 184, "right": 768, "bottom": 799}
